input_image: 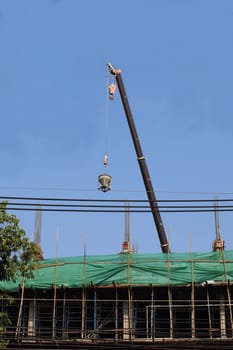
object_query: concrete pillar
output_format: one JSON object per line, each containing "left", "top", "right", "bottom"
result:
{"left": 123, "top": 301, "right": 130, "bottom": 340}
{"left": 220, "top": 295, "right": 226, "bottom": 339}
{"left": 27, "top": 300, "right": 36, "bottom": 337}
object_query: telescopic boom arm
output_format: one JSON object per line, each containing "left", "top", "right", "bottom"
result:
{"left": 108, "top": 63, "right": 170, "bottom": 253}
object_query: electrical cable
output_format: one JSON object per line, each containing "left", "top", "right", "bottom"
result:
{"left": 5, "top": 201, "right": 233, "bottom": 209}
{"left": 5, "top": 208, "right": 233, "bottom": 213}
{"left": 2, "top": 185, "right": 233, "bottom": 197}
{"left": 2, "top": 195, "right": 233, "bottom": 203}
{"left": 4, "top": 206, "right": 233, "bottom": 213}
{"left": 2, "top": 196, "right": 233, "bottom": 213}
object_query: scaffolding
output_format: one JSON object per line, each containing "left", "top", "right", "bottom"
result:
{"left": 2, "top": 284, "right": 233, "bottom": 344}
{"left": 1, "top": 250, "right": 233, "bottom": 348}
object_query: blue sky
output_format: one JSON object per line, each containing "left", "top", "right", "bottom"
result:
{"left": 1, "top": 0, "right": 233, "bottom": 258}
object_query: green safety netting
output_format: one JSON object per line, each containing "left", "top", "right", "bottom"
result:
{"left": 1, "top": 250, "right": 233, "bottom": 292}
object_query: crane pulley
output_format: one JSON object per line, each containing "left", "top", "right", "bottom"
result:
{"left": 108, "top": 83, "right": 117, "bottom": 100}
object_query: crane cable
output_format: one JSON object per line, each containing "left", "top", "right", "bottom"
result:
{"left": 103, "top": 67, "right": 117, "bottom": 169}
{"left": 103, "top": 69, "right": 111, "bottom": 170}
{"left": 104, "top": 71, "right": 109, "bottom": 168}
{"left": 97, "top": 69, "right": 114, "bottom": 192}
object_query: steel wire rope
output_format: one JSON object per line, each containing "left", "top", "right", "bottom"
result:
{"left": 104, "top": 68, "right": 110, "bottom": 161}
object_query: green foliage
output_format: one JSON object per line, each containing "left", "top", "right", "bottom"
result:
{"left": 0, "top": 202, "right": 42, "bottom": 348}
{"left": 0, "top": 336, "right": 9, "bottom": 349}
{"left": 0, "top": 294, "right": 14, "bottom": 349}
{"left": 0, "top": 201, "right": 42, "bottom": 282}
{"left": 0, "top": 312, "right": 11, "bottom": 349}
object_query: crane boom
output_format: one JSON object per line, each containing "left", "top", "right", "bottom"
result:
{"left": 108, "top": 63, "right": 170, "bottom": 253}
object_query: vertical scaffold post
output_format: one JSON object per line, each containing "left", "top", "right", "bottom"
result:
{"left": 190, "top": 235, "right": 196, "bottom": 339}
{"left": 62, "top": 287, "right": 67, "bottom": 339}
{"left": 167, "top": 245, "right": 173, "bottom": 338}
{"left": 81, "top": 285, "right": 86, "bottom": 339}
{"left": 93, "top": 286, "right": 97, "bottom": 337}
{"left": 113, "top": 282, "right": 119, "bottom": 342}
{"left": 151, "top": 285, "right": 155, "bottom": 340}
{"left": 52, "top": 284, "right": 57, "bottom": 340}
{"left": 221, "top": 249, "right": 233, "bottom": 336}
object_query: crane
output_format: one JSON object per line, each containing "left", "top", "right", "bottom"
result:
{"left": 107, "top": 63, "right": 170, "bottom": 254}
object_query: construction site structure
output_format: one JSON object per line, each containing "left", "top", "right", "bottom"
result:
{"left": 212, "top": 199, "right": 225, "bottom": 252}
{"left": 1, "top": 65, "right": 232, "bottom": 349}
{"left": 33, "top": 206, "right": 44, "bottom": 259}
{"left": 33, "top": 207, "right": 42, "bottom": 247}
{"left": 121, "top": 202, "right": 132, "bottom": 253}
{"left": 1, "top": 250, "right": 233, "bottom": 349}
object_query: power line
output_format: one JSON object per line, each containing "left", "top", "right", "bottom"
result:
{"left": 5, "top": 208, "right": 233, "bottom": 213}
{"left": 2, "top": 195, "right": 233, "bottom": 213}
{"left": 5, "top": 201, "right": 233, "bottom": 209}
{"left": 2, "top": 186, "right": 233, "bottom": 196}
{"left": 2, "top": 195, "right": 233, "bottom": 203}
{"left": 5, "top": 205, "right": 233, "bottom": 214}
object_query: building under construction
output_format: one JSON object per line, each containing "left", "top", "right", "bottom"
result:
{"left": 1, "top": 64, "right": 233, "bottom": 349}
{"left": 1, "top": 248, "right": 233, "bottom": 349}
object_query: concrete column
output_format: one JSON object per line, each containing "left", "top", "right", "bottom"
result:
{"left": 123, "top": 301, "right": 130, "bottom": 340}
{"left": 27, "top": 300, "right": 36, "bottom": 337}
{"left": 220, "top": 295, "right": 226, "bottom": 339}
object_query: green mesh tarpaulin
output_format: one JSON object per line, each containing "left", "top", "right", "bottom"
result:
{"left": 1, "top": 250, "right": 233, "bottom": 292}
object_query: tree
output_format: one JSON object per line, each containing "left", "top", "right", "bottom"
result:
{"left": 0, "top": 201, "right": 42, "bottom": 282}
{"left": 0, "top": 201, "right": 42, "bottom": 348}
{"left": 0, "top": 294, "right": 13, "bottom": 350}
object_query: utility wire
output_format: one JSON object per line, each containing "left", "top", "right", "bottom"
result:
{"left": 2, "top": 195, "right": 233, "bottom": 213}
{"left": 2, "top": 195, "right": 233, "bottom": 203}
{"left": 5, "top": 208, "right": 233, "bottom": 213}
{"left": 5, "top": 201, "right": 233, "bottom": 209}
{"left": 5, "top": 206, "right": 233, "bottom": 214}
{"left": 2, "top": 186, "right": 233, "bottom": 196}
